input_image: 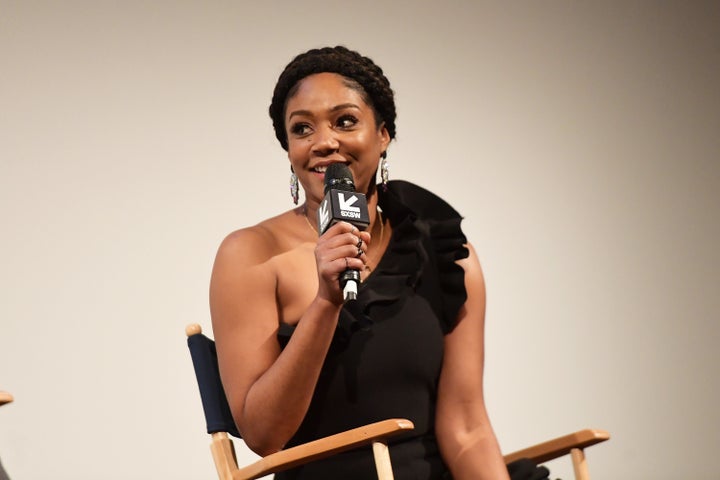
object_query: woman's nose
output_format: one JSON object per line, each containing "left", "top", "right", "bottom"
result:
{"left": 311, "top": 125, "right": 339, "bottom": 154}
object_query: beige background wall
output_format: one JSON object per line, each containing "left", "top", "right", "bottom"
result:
{"left": 1, "top": 1, "right": 718, "bottom": 478}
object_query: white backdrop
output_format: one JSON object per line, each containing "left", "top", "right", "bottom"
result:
{"left": 1, "top": 1, "right": 718, "bottom": 479}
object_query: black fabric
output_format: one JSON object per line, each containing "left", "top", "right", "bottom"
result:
{"left": 187, "top": 333, "right": 241, "bottom": 438}
{"left": 438, "top": 458, "right": 551, "bottom": 480}
{"left": 276, "top": 181, "right": 472, "bottom": 480}
{"left": 507, "top": 458, "right": 551, "bottom": 480}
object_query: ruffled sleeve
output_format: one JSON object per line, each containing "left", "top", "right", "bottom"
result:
{"left": 378, "top": 180, "right": 469, "bottom": 333}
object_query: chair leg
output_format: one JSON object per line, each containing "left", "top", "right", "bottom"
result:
{"left": 570, "top": 448, "right": 590, "bottom": 480}
{"left": 210, "top": 432, "right": 239, "bottom": 480}
{"left": 372, "top": 440, "right": 395, "bottom": 480}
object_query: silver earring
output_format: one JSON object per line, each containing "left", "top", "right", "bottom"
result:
{"left": 380, "top": 156, "right": 389, "bottom": 189}
{"left": 290, "top": 171, "right": 299, "bottom": 205}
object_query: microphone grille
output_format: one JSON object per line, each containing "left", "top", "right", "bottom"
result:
{"left": 324, "top": 163, "right": 355, "bottom": 193}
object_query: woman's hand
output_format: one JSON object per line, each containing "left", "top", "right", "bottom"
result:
{"left": 314, "top": 221, "right": 372, "bottom": 304}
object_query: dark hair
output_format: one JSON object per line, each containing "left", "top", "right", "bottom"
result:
{"left": 269, "top": 46, "right": 397, "bottom": 151}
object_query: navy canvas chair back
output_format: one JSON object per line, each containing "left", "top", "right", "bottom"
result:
{"left": 187, "top": 328, "right": 241, "bottom": 438}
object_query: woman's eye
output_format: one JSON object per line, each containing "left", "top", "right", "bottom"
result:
{"left": 337, "top": 115, "right": 358, "bottom": 129}
{"left": 290, "top": 123, "right": 311, "bottom": 136}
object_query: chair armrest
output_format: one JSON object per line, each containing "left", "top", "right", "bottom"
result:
{"left": 503, "top": 429, "right": 610, "bottom": 465}
{"left": 0, "top": 392, "right": 13, "bottom": 406}
{"left": 235, "top": 418, "right": 414, "bottom": 479}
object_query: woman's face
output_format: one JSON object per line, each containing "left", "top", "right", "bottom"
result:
{"left": 284, "top": 72, "right": 390, "bottom": 205}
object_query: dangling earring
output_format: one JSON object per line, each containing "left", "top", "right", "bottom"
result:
{"left": 380, "top": 154, "right": 389, "bottom": 190}
{"left": 290, "top": 169, "right": 299, "bottom": 205}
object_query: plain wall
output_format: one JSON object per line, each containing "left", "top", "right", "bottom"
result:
{"left": 1, "top": 1, "right": 718, "bottom": 478}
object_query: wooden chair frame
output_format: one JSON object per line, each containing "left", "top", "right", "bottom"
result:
{"left": 186, "top": 324, "right": 609, "bottom": 480}
{"left": 209, "top": 419, "right": 414, "bottom": 480}
{"left": 0, "top": 392, "right": 13, "bottom": 407}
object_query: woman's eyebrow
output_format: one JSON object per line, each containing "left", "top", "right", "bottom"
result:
{"left": 288, "top": 103, "right": 361, "bottom": 121}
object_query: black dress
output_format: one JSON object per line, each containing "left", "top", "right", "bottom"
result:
{"left": 275, "top": 180, "right": 469, "bottom": 480}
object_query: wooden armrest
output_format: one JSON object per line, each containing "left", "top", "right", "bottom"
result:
{"left": 0, "top": 391, "right": 13, "bottom": 406}
{"left": 235, "top": 418, "right": 415, "bottom": 479}
{"left": 503, "top": 429, "right": 610, "bottom": 465}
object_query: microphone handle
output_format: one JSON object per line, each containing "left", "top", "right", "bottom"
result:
{"left": 339, "top": 217, "right": 364, "bottom": 302}
{"left": 340, "top": 269, "right": 360, "bottom": 301}
{"left": 316, "top": 185, "right": 369, "bottom": 302}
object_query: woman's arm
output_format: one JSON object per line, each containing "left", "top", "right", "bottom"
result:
{"left": 436, "top": 242, "right": 510, "bottom": 480}
{"left": 210, "top": 221, "right": 370, "bottom": 456}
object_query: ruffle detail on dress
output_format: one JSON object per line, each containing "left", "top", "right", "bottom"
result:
{"left": 377, "top": 180, "right": 469, "bottom": 334}
{"left": 277, "top": 180, "right": 469, "bottom": 347}
{"left": 358, "top": 198, "right": 427, "bottom": 308}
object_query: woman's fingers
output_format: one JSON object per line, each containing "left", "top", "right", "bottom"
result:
{"left": 319, "top": 223, "right": 372, "bottom": 253}
{"left": 315, "top": 222, "right": 372, "bottom": 292}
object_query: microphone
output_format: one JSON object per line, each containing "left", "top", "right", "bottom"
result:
{"left": 317, "top": 163, "right": 370, "bottom": 301}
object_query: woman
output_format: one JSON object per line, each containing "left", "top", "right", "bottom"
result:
{"left": 210, "top": 46, "right": 516, "bottom": 479}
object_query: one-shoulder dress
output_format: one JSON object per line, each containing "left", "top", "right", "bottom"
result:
{"left": 275, "top": 180, "right": 469, "bottom": 480}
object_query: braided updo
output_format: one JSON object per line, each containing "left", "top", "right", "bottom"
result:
{"left": 269, "top": 46, "right": 396, "bottom": 152}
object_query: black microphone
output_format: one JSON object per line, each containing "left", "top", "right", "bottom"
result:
{"left": 317, "top": 163, "right": 370, "bottom": 301}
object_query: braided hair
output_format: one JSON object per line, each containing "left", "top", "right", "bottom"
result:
{"left": 269, "top": 46, "right": 396, "bottom": 152}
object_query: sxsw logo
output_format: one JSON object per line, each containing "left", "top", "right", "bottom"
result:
{"left": 338, "top": 193, "right": 361, "bottom": 219}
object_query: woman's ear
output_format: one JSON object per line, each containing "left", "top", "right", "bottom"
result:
{"left": 378, "top": 123, "right": 391, "bottom": 153}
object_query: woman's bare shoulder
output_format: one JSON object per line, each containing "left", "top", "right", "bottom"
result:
{"left": 210, "top": 209, "right": 312, "bottom": 333}
{"left": 215, "top": 210, "right": 303, "bottom": 269}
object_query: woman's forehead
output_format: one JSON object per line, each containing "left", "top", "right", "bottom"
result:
{"left": 286, "top": 73, "right": 370, "bottom": 113}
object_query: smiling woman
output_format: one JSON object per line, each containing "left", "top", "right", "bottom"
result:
{"left": 285, "top": 72, "right": 390, "bottom": 225}
{"left": 208, "top": 46, "right": 542, "bottom": 480}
